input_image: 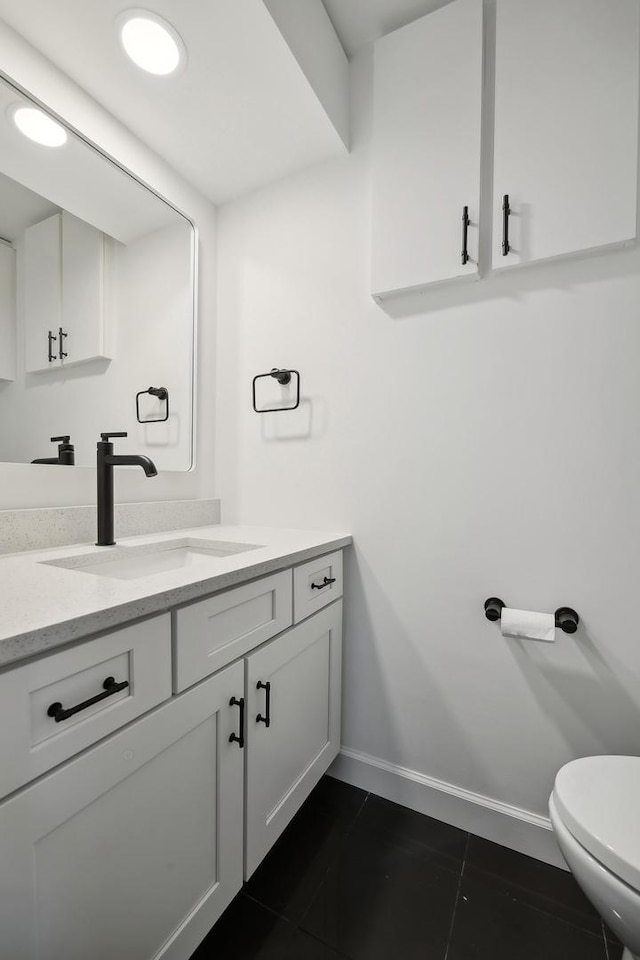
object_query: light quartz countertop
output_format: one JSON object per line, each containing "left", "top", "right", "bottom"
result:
{"left": 0, "top": 525, "right": 351, "bottom": 668}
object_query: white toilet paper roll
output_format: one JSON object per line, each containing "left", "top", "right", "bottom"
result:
{"left": 501, "top": 607, "right": 555, "bottom": 643}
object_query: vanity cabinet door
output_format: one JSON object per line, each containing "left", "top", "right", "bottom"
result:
{"left": 245, "top": 601, "right": 342, "bottom": 878}
{"left": 492, "top": 0, "right": 639, "bottom": 269}
{"left": 0, "top": 661, "right": 245, "bottom": 960}
{"left": 371, "top": 0, "right": 483, "bottom": 298}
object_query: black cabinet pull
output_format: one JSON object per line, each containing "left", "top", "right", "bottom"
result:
{"left": 229, "top": 696, "right": 245, "bottom": 748}
{"left": 461, "top": 205, "right": 470, "bottom": 265}
{"left": 256, "top": 680, "right": 271, "bottom": 727}
{"left": 47, "top": 676, "right": 129, "bottom": 723}
{"left": 58, "top": 327, "right": 68, "bottom": 359}
{"left": 47, "top": 330, "right": 57, "bottom": 363}
{"left": 502, "top": 194, "right": 510, "bottom": 256}
{"left": 311, "top": 576, "right": 336, "bottom": 591}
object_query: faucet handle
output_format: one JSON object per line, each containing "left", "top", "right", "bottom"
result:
{"left": 100, "top": 431, "right": 128, "bottom": 442}
{"left": 51, "top": 436, "right": 71, "bottom": 444}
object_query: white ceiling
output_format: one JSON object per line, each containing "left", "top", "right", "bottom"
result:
{"left": 0, "top": 78, "right": 181, "bottom": 243}
{"left": 0, "top": 0, "right": 347, "bottom": 204}
{"left": 322, "top": 0, "right": 452, "bottom": 58}
{"left": 0, "top": 0, "right": 450, "bottom": 206}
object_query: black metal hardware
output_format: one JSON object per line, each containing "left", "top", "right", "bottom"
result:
{"left": 31, "top": 435, "right": 75, "bottom": 465}
{"left": 136, "top": 386, "right": 169, "bottom": 424}
{"left": 311, "top": 576, "right": 336, "bottom": 591}
{"left": 502, "top": 194, "right": 510, "bottom": 256}
{"left": 58, "top": 327, "right": 68, "bottom": 359}
{"left": 484, "top": 597, "right": 505, "bottom": 622}
{"left": 461, "top": 205, "right": 470, "bottom": 265}
{"left": 47, "top": 676, "right": 129, "bottom": 723}
{"left": 484, "top": 597, "right": 579, "bottom": 634}
{"left": 252, "top": 368, "right": 300, "bottom": 413}
{"left": 555, "top": 607, "right": 580, "bottom": 635}
{"left": 47, "top": 330, "right": 57, "bottom": 363}
{"left": 96, "top": 431, "right": 157, "bottom": 546}
{"left": 229, "top": 696, "right": 245, "bottom": 748}
{"left": 256, "top": 680, "right": 271, "bottom": 727}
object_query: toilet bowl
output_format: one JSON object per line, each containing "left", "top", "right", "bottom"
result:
{"left": 549, "top": 756, "right": 640, "bottom": 960}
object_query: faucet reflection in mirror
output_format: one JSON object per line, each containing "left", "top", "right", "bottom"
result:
{"left": 0, "top": 73, "right": 196, "bottom": 471}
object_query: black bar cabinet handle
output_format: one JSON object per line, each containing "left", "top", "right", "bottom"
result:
{"left": 461, "top": 205, "right": 470, "bottom": 265}
{"left": 256, "top": 680, "right": 271, "bottom": 727}
{"left": 47, "top": 330, "right": 57, "bottom": 363}
{"left": 58, "top": 327, "right": 68, "bottom": 359}
{"left": 47, "top": 676, "right": 129, "bottom": 723}
{"left": 229, "top": 696, "right": 245, "bottom": 748}
{"left": 502, "top": 194, "right": 510, "bottom": 256}
{"left": 310, "top": 576, "right": 336, "bottom": 591}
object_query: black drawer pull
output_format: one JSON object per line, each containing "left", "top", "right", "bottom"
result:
{"left": 311, "top": 576, "right": 336, "bottom": 591}
{"left": 47, "top": 676, "right": 129, "bottom": 723}
{"left": 229, "top": 696, "right": 245, "bottom": 748}
{"left": 256, "top": 680, "right": 271, "bottom": 727}
{"left": 502, "top": 193, "right": 510, "bottom": 256}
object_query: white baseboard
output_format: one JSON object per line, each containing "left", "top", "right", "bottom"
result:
{"left": 329, "top": 747, "right": 567, "bottom": 870}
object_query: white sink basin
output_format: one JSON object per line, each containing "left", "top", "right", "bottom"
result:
{"left": 42, "top": 538, "right": 263, "bottom": 581}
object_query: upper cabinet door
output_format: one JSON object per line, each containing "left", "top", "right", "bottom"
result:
{"left": 61, "top": 212, "right": 110, "bottom": 365}
{"left": 371, "top": 0, "right": 483, "bottom": 298}
{"left": 493, "top": 0, "right": 640, "bottom": 269}
{"left": 24, "top": 214, "right": 62, "bottom": 374}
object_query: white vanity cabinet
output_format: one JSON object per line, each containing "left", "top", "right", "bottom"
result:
{"left": 0, "top": 240, "right": 16, "bottom": 381}
{"left": 492, "top": 0, "right": 639, "bottom": 269}
{"left": 24, "top": 211, "right": 113, "bottom": 373}
{"left": 371, "top": 0, "right": 483, "bottom": 297}
{"left": 0, "top": 661, "right": 245, "bottom": 960}
{"left": 0, "top": 549, "right": 345, "bottom": 960}
{"left": 245, "top": 601, "right": 342, "bottom": 877}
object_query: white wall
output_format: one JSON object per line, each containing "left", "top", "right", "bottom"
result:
{"left": 216, "top": 49, "right": 640, "bottom": 831}
{"left": 0, "top": 20, "right": 216, "bottom": 507}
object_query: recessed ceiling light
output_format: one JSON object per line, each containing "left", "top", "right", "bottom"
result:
{"left": 11, "top": 106, "right": 68, "bottom": 147}
{"left": 117, "top": 9, "right": 186, "bottom": 76}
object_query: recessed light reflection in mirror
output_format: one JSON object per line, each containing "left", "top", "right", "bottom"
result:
{"left": 10, "top": 106, "right": 68, "bottom": 147}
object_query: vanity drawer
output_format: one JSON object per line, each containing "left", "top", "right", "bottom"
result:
{"left": 0, "top": 614, "right": 171, "bottom": 799}
{"left": 293, "top": 551, "right": 343, "bottom": 623}
{"left": 173, "top": 570, "right": 292, "bottom": 692}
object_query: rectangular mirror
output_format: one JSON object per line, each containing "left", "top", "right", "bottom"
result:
{"left": 0, "top": 74, "right": 195, "bottom": 471}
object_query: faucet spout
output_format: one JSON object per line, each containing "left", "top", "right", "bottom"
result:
{"left": 104, "top": 454, "right": 158, "bottom": 477}
{"left": 96, "top": 432, "right": 158, "bottom": 545}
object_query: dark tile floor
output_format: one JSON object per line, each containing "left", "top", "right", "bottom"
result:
{"left": 190, "top": 776, "right": 622, "bottom": 960}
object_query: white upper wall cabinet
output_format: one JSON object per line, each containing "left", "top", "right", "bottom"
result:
{"left": 371, "top": 0, "right": 483, "bottom": 298}
{"left": 493, "top": 0, "right": 640, "bottom": 269}
{"left": 24, "top": 212, "right": 112, "bottom": 373}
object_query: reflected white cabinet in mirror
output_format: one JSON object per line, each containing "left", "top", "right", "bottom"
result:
{"left": 0, "top": 73, "right": 196, "bottom": 471}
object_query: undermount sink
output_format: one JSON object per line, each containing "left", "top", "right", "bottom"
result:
{"left": 41, "top": 538, "right": 263, "bottom": 581}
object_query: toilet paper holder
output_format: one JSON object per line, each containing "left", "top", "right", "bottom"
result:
{"left": 484, "top": 598, "right": 579, "bottom": 634}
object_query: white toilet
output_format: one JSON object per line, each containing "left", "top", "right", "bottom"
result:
{"left": 549, "top": 756, "right": 640, "bottom": 960}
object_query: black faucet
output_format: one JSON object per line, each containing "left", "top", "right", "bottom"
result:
{"left": 31, "top": 435, "right": 75, "bottom": 465}
{"left": 96, "top": 431, "right": 157, "bottom": 546}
